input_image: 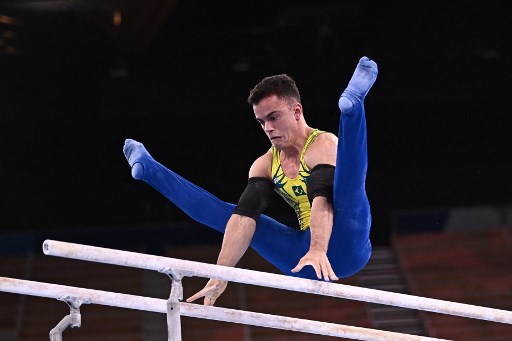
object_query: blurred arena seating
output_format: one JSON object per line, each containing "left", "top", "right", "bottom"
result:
{"left": 393, "top": 229, "right": 512, "bottom": 341}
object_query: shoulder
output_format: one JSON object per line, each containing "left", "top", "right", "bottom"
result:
{"left": 305, "top": 132, "right": 337, "bottom": 168}
{"left": 249, "top": 148, "right": 272, "bottom": 178}
{"left": 312, "top": 131, "right": 337, "bottom": 147}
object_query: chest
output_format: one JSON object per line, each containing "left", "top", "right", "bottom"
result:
{"left": 279, "top": 155, "right": 301, "bottom": 179}
{"left": 273, "top": 154, "right": 311, "bottom": 211}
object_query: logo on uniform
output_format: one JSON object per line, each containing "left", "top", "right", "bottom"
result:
{"left": 292, "top": 185, "right": 306, "bottom": 196}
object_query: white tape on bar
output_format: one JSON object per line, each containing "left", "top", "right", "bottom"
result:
{"left": 42, "top": 239, "right": 512, "bottom": 325}
{"left": 0, "top": 277, "right": 448, "bottom": 341}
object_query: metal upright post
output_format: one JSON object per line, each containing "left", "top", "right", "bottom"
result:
{"left": 160, "top": 268, "right": 192, "bottom": 341}
{"left": 49, "top": 296, "right": 90, "bottom": 341}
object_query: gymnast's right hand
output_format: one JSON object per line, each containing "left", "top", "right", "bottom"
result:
{"left": 123, "top": 138, "right": 150, "bottom": 180}
{"left": 186, "top": 279, "right": 228, "bottom": 306}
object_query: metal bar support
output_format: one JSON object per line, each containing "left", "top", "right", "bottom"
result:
{"left": 49, "top": 296, "right": 90, "bottom": 341}
{"left": 160, "top": 267, "right": 193, "bottom": 341}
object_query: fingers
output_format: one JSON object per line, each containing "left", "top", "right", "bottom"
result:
{"left": 290, "top": 263, "right": 302, "bottom": 273}
{"left": 204, "top": 296, "right": 217, "bottom": 306}
{"left": 315, "top": 257, "right": 337, "bottom": 282}
{"left": 291, "top": 259, "right": 322, "bottom": 279}
{"left": 312, "top": 262, "right": 322, "bottom": 280}
{"left": 321, "top": 260, "right": 338, "bottom": 282}
{"left": 292, "top": 256, "right": 338, "bottom": 282}
{"left": 186, "top": 290, "right": 216, "bottom": 306}
{"left": 186, "top": 290, "right": 205, "bottom": 303}
{"left": 186, "top": 280, "right": 227, "bottom": 306}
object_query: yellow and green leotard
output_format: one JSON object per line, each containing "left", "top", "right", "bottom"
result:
{"left": 271, "top": 129, "right": 324, "bottom": 230}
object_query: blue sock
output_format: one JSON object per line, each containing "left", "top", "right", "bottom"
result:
{"left": 338, "top": 56, "right": 378, "bottom": 113}
{"left": 123, "top": 139, "right": 150, "bottom": 180}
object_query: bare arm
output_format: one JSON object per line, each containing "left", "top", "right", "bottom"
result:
{"left": 186, "top": 214, "right": 256, "bottom": 306}
{"left": 291, "top": 133, "right": 339, "bottom": 281}
{"left": 295, "top": 196, "right": 337, "bottom": 281}
{"left": 186, "top": 151, "right": 272, "bottom": 305}
{"left": 215, "top": 151, "right": 272, "bottom": 268}
{"left": 216, "top": 215, "right": 256, "bottom": 266}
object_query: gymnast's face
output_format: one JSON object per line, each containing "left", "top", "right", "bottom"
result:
{"left": 253, "top": 95, "right": 301, "bottom": 150}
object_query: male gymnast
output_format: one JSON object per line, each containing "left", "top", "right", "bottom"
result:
{"left": 123, "top": 56, "right": 378, "bottom": 306}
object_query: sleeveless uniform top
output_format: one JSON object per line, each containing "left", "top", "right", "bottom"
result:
{"left": 271, "top": 129, "right": 324, "bottom": 230}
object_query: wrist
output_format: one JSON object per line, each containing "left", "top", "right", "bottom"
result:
{"left": 309, "top": 245, "right": 328, "bottom": 253}
{"left": 216, "top": 255, "right": 236, "bottom": 267}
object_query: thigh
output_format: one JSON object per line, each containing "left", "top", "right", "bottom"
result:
{"left": 250, "top": 214, "right": 319, "bottom": 279}
{"left": 328, "top": 196, "right": 372, "bottom": 277}
{"left": 329, "top": 99, "right": 372, "bottom": 277}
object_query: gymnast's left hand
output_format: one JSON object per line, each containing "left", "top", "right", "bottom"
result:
{"left": 291, "top": 249, "right": 338, "bottom": 282}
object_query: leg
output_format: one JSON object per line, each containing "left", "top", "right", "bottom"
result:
{"left": 123, "top": 139, "right": 234, "bottom": 232}
{"left": 250, "top": 215, "right": 317, "bottom": 279}
{"left": 123, "top": 140, "right": 316, "bottom": 277}
{"left": 328, "top": 57, "right": 377, "bottom": 277}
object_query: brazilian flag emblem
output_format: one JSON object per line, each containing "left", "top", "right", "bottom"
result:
{"left": 292, "top": 185, "right": 306, "bottom": 196}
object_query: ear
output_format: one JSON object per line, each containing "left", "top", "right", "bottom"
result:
{"left": 294, "top": 103, "right": 303, "bottom": 120}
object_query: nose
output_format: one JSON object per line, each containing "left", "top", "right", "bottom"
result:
{"left": 264, "top": 121, "right": 274, "bottom": 132}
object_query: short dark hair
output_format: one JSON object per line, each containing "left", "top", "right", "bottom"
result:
{"left": 247, "top": 74, "right": 301, "bottom": 106}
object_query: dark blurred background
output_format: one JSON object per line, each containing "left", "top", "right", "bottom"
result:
{"left": 1, "top": 0, "right": 510, "bottom": 246}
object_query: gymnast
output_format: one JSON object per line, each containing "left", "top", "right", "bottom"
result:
{"left": 123, "top": 56, "right": 378, "bottom": 306}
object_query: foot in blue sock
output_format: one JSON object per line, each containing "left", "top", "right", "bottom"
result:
{"left": 338, "top": 56, "right": 378, "bottom": 113}
{"left": 123, "top": 139, "right": 152, "bottom": 180}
